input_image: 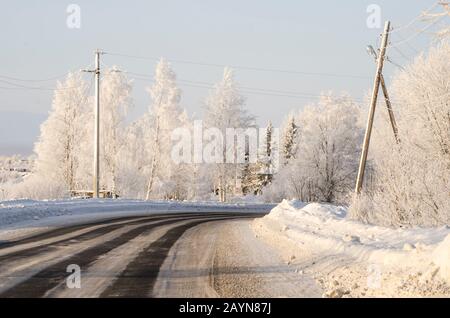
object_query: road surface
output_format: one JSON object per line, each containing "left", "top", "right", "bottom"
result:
{"left": 0, "top": 211, "right": 321, "bottom": 298}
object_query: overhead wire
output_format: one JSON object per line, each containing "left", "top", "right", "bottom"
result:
{"left": 389, "top": 2, "right": 439, "bottom": 34}
{"left": 104, "top": 51, "right": 372, "bottom": 80}
{"left": 389, "top": 14, "right": 447, "bottom": 48}
{"left": 122, "top": 71, "right": 366, "bottom": 103}
{"left": 0, "top": 68, "right": 92, "bottom": 91}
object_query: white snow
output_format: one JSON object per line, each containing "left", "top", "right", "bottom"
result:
{"left": 252, "top": 199, "right": 450, "bottom": 297}
{"left": 432, "top": 234, "right": 450, "bottom": 283}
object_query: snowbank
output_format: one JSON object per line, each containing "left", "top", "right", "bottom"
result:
{"left": 433, "top": 234, "right": 450, "bottom": 283}
{"left": 252, "top": 199, "right": 450, "bottom": 297}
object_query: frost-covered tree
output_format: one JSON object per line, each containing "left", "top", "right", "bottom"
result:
{"left": 247, "top": 121, "right": 276, "bottom": 195}
{"left": 30, "top": 72, "right": 90, "bottom": 197}
{"left": 117, "top": 117, "right": 150, "bottom": 198}
{"left": 99, "top": 68, "right": 133, "bottom": 195}
{"left": 296, "top": 94, "right": 362, "bottom": 202}
{"left": 75, "top": 68, "right": 133, "bottom": 196}
{"left": 264, "top": 93, "right": 363, "bottom": 203}
{"left": 203, "top": 67, "right": 255, "bottom": 201}
{"left": 240, "top": 151, "right": 254, "bottom": 195}
{"left": 139, "top": 58, "right": 191, "bottom": 200}
{"left": 281, "top": 115, "right": 298, "bottom": 164}
{"left": 265, "top": 121, "right": 273, "bottom": 158}
{"left": 0, "top": 155, "right": 34, "bottom": 200}
{"left": 423, "top": 3, "right": 450, "bottom": 40}
{"left": 350, "top": 42, "right": 450, "bottom": 227}
{"left": 241, "top": 145, "right": 267, "bottom": 196}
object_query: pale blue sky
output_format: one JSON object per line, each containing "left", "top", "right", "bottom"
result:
{"left": 0, "top": 0, "right": 444, "bottom": 155}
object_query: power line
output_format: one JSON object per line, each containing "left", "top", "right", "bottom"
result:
{"left": 125, "top": 72, "right": 366, "bottom": 103}
{"left": 0, "top": 66, "right": 91, "bottom": 83}
{"left": 389, "top": 14, "right": 447, "bottom": 48}
{"left": 182, "top": 82, "right": 345, "bottom": 101}
{"left": 392, "top": 32, "right": 420, "bottom": 54}
{"left": 104, "top": 51, "right": 372, "bottom": 80}
{"left": 71, "top": 64, "right": 450, "bottom": 105}
{"left": 385, "top": 56, "right": 406, "bottom": 70}
{"left": 0, "top": 69, "right": 93, "bottom": 91}
{"left": 390, "top": 2, "right": 440, "bottom": 34}
{"left": 0, "top": 74, "right": 68, "bottom": 83}
{"left": 94, "top": 65, "right": 368, "bottom": 102}
{"left": 0, "top": 79, "right": 85, "bottom": 91}
{"left": 391, "top": 45, "right": 413, "bottom": 61}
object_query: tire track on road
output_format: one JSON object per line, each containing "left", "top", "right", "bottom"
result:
{"left": 0, "top": 215, "right": 152, "bottom": 250}
{"left": 0, "top": 213, "right": 232, "bottom": 262}
{"left": 0, "top": 212, "right": 224, "bottom": 250}
{"left": 100, "top": 217, "right": 234, "bottom": 298}
{"left": 0, "top": 212, "right": 263, "bottom": 298}
{"left": 0, "top": 215, "right": 211, "bottom": 298}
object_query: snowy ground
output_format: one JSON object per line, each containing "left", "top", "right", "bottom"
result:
{"left": 154, "top": 219, "right": 322, "bottom": 298}
{"left": 1, "top": 198, "right": 449, "bottom": 298}
{"left": 252, "top": 200, "right": 450, "bottom": 297}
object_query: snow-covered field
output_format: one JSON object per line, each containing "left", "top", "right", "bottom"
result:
{"left": 252, "top": 200, "right": 450, "bottom": 297}
{"left": 0, "top": 199, "right": 274, "bottom": 240}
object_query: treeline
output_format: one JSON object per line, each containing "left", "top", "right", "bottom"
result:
{"left": 5, "top": 43, "right": 449, "bottom": 228}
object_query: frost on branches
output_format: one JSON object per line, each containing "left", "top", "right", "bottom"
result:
{"left": 203, "top": 67, "right": 255, "bottom": 202}
{"left": 10, "top": 73, "right": 90, "bottom": 199}
{"left": 124, "top": 58, "right": 191, "bottom": 200}
{"left": 264, "top": 93, "right": 363, "bottom": 203}
{"left": 281, "top": 114, "right": 297, "bottom": 165}
{"left": 241, "top": 121, "right": 278, "bottom": 195}
{"left": 350, "top": 42, "right": 450, "bottom": 227}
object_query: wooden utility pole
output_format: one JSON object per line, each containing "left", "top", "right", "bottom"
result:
{"left": 367, "top": 45, "right": 399, "bottom": 142}
{"left": 355, "top": 21, "right": 391, "bottom": 194}
{"left": 93, "top": 50, "right": 101, "bottom": 198}
{"left": 380, "top": 74, "right": 399, "bottom": 142}
{"left": 82, "top": 50, "right": 103, "bottom": 198}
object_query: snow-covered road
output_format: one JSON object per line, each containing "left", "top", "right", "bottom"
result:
{"left": 2, "top": 199, "right": 447, "bottom": 298}
{"left": 154, "top": 219, "right": 321, "bottom": 297}
{"left": 0, "top": 209, "right": 311, "bottom": 297}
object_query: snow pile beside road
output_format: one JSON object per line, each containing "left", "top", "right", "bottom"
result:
{"left": 433, "top": 235, "right": 450, "bottom": 283}
{"left": 252, "top": 199, "right": 450, "bottom": 297}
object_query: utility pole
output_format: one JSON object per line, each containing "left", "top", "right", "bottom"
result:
{"left": 367, "top": 45, "right": 399, "bottom": 142}
{"left": 83, "top": 50, "right": 103, "bottom": 198}
{"left": 93, "top": 49, "right": 101, "bottom": 198}
{"left": 355, "top": 21, "right": 391, "bottom": 194}
{"left": 380, "top": 74, "right": 399, "bottom": 142}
